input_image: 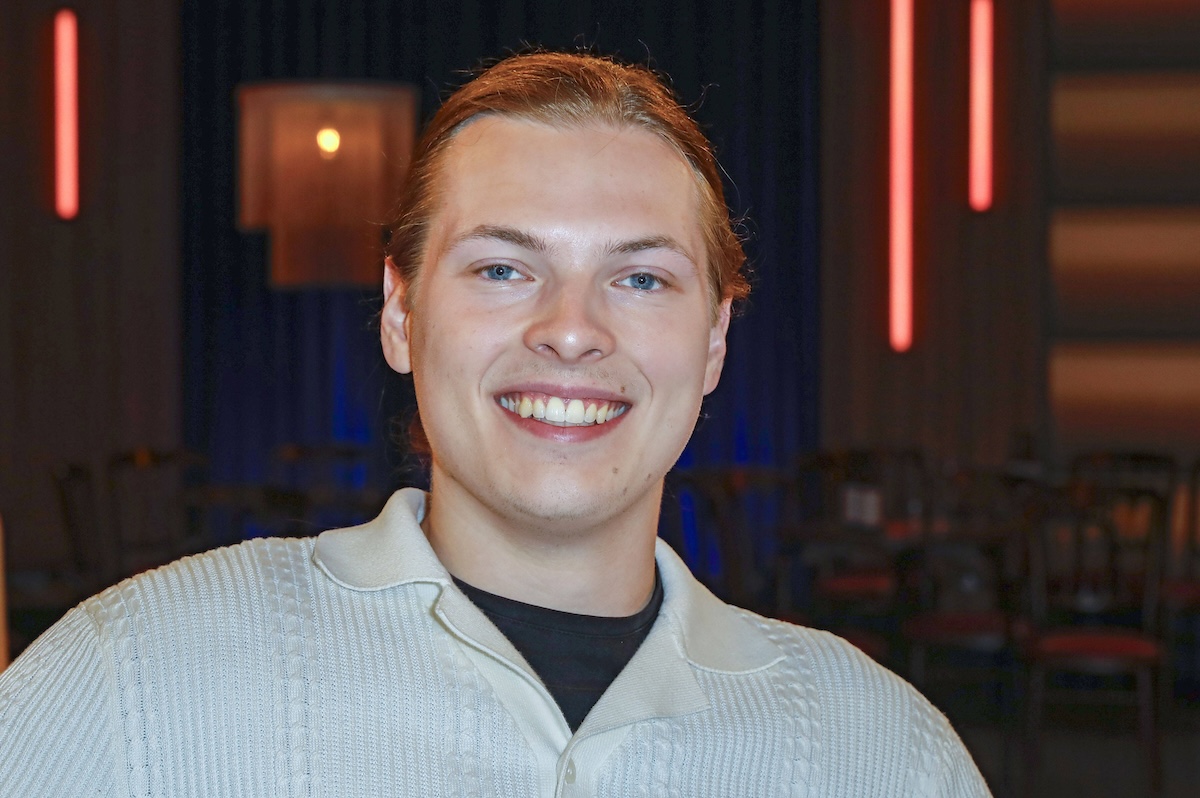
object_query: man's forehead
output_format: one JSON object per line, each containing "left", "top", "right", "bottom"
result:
{"left": 427, "top": 116, "right": 707, "bottom": 261}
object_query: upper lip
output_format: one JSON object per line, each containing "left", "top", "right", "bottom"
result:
{"left": 492, "top": 381, "right": 632, "bottom": 405}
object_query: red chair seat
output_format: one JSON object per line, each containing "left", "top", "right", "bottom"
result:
{"left": 902, "top": 610, "right": 1009, "bottom": 647}
{"left": 1031, "top": 628, "right": 1162, "bottom": 665}
{"left": 816, "top": 570, "right": 896, "bottom": 600}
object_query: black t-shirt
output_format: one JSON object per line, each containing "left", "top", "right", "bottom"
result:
{"left": 453, "top": 569, "right": 664, "bottom": 732}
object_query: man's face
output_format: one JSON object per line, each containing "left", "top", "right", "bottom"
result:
{"left": 382, "top": 116, "right": 730, "bottom": 534}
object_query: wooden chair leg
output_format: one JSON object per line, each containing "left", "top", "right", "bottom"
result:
{"left": 1136, "top": 665, "right": 1162, "bottom": 796}
{"left": 998, "top": 657, "right": 1018, "bottom": 798}
{"left": 1159, "top": 607, "right": 1176, "bottom": 724}
{"left": 1024, "top": 663, "right": 1044, "bottom": 797}
{"left": 0, "top": 514, "right": 8, "bottom": 672}
{"left": 773, "top": 552, "right": 796, "bottom": 618}
{"left": 908, "top": 643, "right": 927, "bottom": 688}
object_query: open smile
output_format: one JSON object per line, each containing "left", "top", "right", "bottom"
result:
{"left": 497, "top": 392, "right": 630, "bottom": 427}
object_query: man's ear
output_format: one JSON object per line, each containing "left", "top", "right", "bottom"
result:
{"left": 702, "top": 298, "right": 732, "bottom": 396}
{"left": 381, "top": 257, "right": 413, "bottom": 375}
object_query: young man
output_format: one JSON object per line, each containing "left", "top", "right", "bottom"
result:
{"left": 0, "top": 53, "right": 991, "bottom": 796}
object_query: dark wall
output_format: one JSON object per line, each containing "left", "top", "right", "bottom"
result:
{"left": 2, "top": 0, "right": 182, "bottom": 567}
{"left": 820, "top": 0, "right": 1050, "bottom": 466}
{"left": 180, "top": 0, "right": 822, "bottom": 491}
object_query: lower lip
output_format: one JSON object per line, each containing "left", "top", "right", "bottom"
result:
{"left": 500, "top": 407, "right": 628, "bottom": 442}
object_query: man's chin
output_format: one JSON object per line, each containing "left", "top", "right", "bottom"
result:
{"left": 488, "top": 480, "right": 659, "bottom": 537}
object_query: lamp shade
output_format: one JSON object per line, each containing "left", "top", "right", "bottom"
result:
{"left": 237, "top": 82, "right": 418, "bottom": 287}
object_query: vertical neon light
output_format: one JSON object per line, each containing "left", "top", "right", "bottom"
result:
{"left": 890, "top": 0, "right": 914, "bottom": 352}
{"left": 55, "top": 9, "right": 79, "bottom": 220}
{"left": 969, "top": 0, "right": 993, "bottom": 211}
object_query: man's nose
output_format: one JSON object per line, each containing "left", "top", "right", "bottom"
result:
{"left": 522, "top": 281, "right": 615, "bottom": 363}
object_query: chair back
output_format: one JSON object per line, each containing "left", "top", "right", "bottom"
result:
{"left": 1069, "top": 451, "right": 1177, "bottom": 499}
{"left": 663, "top": 465, "right": 798, "bottom": 613}
{"left": 1032, "top": 471, "right": 1170, "bottom": 635}
{"left": 108, "top": 448, "right": 208, "bottom": 577}
{"left": 271, "top": 443, "right": 383, "bottom": 530}
{"left": 1182, "top": 459, "right": 1200, "bottom": 581}
{"left": 53, "top": 463, "right": 111, "bottom": 583}
{"left": 902, "top": 469, "right": 1027, "bottom": 615}
{"left": 1, "top": 513, "right": 9, "bottom": 671}
{"left": 795, "top": 448, "right": 933, "bottom": 546}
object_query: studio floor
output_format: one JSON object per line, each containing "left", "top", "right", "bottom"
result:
{"left": 948, "top": 693, "right": 1200, "bottom": 797}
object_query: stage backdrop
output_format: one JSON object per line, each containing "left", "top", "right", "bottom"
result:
{"left": 181, "top": 0, "right": 821, "bottom": 508}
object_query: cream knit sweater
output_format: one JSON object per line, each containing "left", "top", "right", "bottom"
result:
{"left": 0, "top": 489, "right": 991, "bottom": 797}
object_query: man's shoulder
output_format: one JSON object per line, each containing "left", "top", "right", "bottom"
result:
{"left": 730, "top": 610, "right": 961, "bottom": 739}
{"left": 722, "top": 610, "right": 986, "bottom": 791}
{"left": 728, "top": 608, "right": 890, "bottom": 676}
{"left": 78, "top": 536, "right": 319, "bottom": 627}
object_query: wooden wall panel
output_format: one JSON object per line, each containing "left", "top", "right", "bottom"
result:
{"left": 1052, "top": 208, "right": 1200, "bottom": 336}
{"left": 1053, "top": 73, "right": 1200, "bottom": 203}
{"left": 1049, "top": 2, "right": 1200, "bottom": 463}
{"left": 1051, "top": 343, "right": 1200, "bottom": 457}
{"left": 1053, "top": 0, "right": 1200, "bottom": 70}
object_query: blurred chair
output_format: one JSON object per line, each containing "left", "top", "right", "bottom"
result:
{"left": 1023, "top": 452, "right": 1175, "bottom": 796}
{"left": 897, "top": 469, "right": 1031, "bottom": 795}
{"left": 1, "top": 513, "right": 9, "bottom": 671}
{"left": 54, "top": 463, "right": 114, "bottom": 586}
{"left": 784, "top": 449, "right": 932, "bottom": 661}
{"left": 271, "top": 442, "right": 385, "bottom": 531}
{"left": 900, "top": 469, "right": 1027, "bottom": 690}
{"left": 663, "top": 465, "right": 799, "bottom": 616}
{"left": 1161, "top": 458, "right": 1200, "bottom": 704}
{"left": 5, "top": 465, "right": 111, "bottom": 657}
{"left": 107, "top": 448, "right": 211, "bottom": 577}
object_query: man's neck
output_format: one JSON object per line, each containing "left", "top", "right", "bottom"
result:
{"left": 420, "top": 476, "right": 661, "bottom": 617}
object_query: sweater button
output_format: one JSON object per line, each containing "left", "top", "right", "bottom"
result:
{"left": 564, "top": 759, "right": 577, "bottom": 784}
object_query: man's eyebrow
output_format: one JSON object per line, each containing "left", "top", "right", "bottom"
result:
{"left": 446, "top": 226, "right": 697, "bottom": 265}
{"left": 605, "top": 235, "right": 697, "bottom": 264}
{"left": 446, "top": 224, "right": 549, "bottom": 253}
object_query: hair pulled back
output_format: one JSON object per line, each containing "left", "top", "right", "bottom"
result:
{"left": 385, "top": 51, "right": 749, "bottom": 320}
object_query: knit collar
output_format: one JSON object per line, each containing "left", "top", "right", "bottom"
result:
{"left": 312, "top": 487, "right": 783, "bottom": 676}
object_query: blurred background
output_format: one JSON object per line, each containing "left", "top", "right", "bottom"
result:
{"left": 3, "top": 0, "right": 1200, "bottom": 795}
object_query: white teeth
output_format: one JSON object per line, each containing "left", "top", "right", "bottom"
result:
{"left": 545, "top": 396, "right": 567, "bottom": 423}
{"left": 500, "top": 394, "right": 627, "bottom": 427}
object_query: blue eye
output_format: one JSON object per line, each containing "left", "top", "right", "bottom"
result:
{"left": 618, "top": 272, "right": 664, "bottom": 291}
{"left": 482, "top": 263, "right": 520, "bottom": 281}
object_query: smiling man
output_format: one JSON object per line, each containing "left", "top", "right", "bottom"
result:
{"left": 0, "top": 52, "right": 990, "bottom": 796}
{"left": 383, "top": 113, "right": 726, "bottom": 618}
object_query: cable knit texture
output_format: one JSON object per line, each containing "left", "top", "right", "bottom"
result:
{"left": 0, "top": 489, "right": 991, "bottom": 797}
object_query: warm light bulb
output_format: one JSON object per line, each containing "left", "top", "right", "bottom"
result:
{"left": 316, "top": 127, "right": 341, "bottom": 157}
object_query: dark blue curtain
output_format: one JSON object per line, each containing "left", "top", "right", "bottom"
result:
{"left": 181, "top": 0, "right": 820, "bottom": 514}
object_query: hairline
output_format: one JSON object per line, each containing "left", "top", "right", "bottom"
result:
{"left": 408, "top": 110, "right": 726, "bottom": 323}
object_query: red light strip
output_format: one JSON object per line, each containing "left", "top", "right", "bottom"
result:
{"left": 55, "top": 9, "right": 79, "bottom": 220}
{"left": 890, "top": 0, "right": 914, "bottom": 352}
{"left": 969, "top": 0, "right": 994, "bottom": 211}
